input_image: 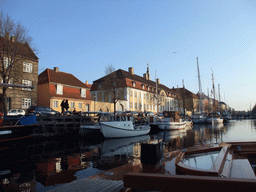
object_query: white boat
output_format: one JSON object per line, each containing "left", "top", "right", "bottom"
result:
{"left": 79, "top": 111, "right": 111, "bottom": 136}
{"left": 206, "top": 113, "right": 224, "bottom": 124}
{"left": 100, "top": 115, "right": 151, "bottom": 138}
{"left": 156, "top": 111, "right": 186, "bottom": 130}
{"left": 191, "top": 114, "right": 207, "bottom": 124}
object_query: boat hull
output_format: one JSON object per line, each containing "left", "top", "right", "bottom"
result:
{"left": 191, "top": 116, "right": 207, "bottom": 124}
{"left": 206, "top": 118, "right": 224, "bottom": 124}
{"left": 158, "top": 121, "right": 186, "bottom": 130}
{"left": 100, "top": 122, "right": 150, "bottom": 138}
{"left": 79, "top": 124, "right": 102, "bottom": 137}
{"left": 0, "top": 124, "right": 36, "bottom": 143}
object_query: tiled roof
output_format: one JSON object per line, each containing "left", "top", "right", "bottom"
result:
{"left": 92, "top": 69, "right": 175, "bottom": 96}
{"left": 172, "top": 88, "right": 198, "bottom": 99}
{"left": 38, "top": 68, "right": 90, "bottom": 89}
{"left": 0, "top": 36, "right": 38, "bottom": 60}
{"left": 49, "top": 84, "right": 91, "bottom": 100}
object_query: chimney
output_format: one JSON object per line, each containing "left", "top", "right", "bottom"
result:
{"left": 156, "top": 78, "right": 160, "bottom": 85}
{"left": 143, "top": 73, "right": 147, "bottom": 79}
{"left": 54, "top": 67, "right": 59, "bottom": 72}
{"left": 10, "top": 36, "right": 16, "bottom": 42}
{"left": 128, "top": 67, "right": 134, "bottom": 75}
{"left": 86, "top": 81, "right": 89, "bottom": 84}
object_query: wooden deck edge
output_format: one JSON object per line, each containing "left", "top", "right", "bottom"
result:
{"left": 123, "top": 173, "right": 256, "bottom": 192}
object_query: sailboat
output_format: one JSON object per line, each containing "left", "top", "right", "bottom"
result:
{"left": 206, "top": 69, "right": 223, "bottom": 124}
{"left": 191, "top": 57, "right": 207, "bottom": 124}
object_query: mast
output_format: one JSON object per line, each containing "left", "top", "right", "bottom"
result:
{"left": 155, "top": 70, "right": 158, "bottom": 114}
{"left": 183, "top": 79, "right": 186, "bottom": 116}
{"left": 197, "top": 57, "right": 202, "bottom": 113}
{"left": 218, "top": 84, "right": 221, "bottom": 112}
{"left": 211, "top": 68, "right": 216, "bottom": 113}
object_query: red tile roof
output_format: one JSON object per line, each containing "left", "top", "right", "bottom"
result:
{"left": 38, "top": 68, "right": 90, "bottom": 89}
{"left": 91, "top": 69, "right": 175, "bottom": 97}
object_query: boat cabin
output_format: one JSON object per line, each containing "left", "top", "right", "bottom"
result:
{"left": 162, "top": 111, "right": 180, "bottom": 122}
{"left": 80, "top": 111, "right": 111, "bottom": 125}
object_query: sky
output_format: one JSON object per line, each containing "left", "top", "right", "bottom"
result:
{"left": 1, "top": 0, "right": 256, "bottom": 111}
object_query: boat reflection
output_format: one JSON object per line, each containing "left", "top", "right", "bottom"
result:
{"left": 92, "top": 135, "right": 150, "bottom": 170}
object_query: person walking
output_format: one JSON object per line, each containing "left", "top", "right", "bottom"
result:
{"left": 65, "top": 99, "right": 69, "bottom": 111}
{"left": 60, "top": 99, "right": 66, "bottom": 115}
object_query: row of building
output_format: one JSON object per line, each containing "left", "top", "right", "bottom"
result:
{"left": 0, "top": 35, "right": 231, "bottom": 115}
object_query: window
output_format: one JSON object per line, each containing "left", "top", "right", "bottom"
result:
{"left": 56, "top": 84, "right": 63, "bottom": 95}
{"left": 134, "top": 91, "right": 137, "bottom": 98}
{"left": 135, "top": 103, "right": 137, "bottom": 110}
{"left": 8, "top": 78, "right": 13, "bottom": 89}
{"left": 78, "top": 103, "right": 82, "bottom": 109}
{"left": 138, "top": 92, "right": 141, "bottom": 99}
{"left": 132, "top": 82, "right": 136, "bottom": 87}
{"left": 22, "top": 98, "right": 31, "bottom": 109}
{"left": 81, "top": 88, "right": 86, "bottom": 98}
{"left": 71, "top": 102, "right": 75, "bottom": 109}
{"left": 23, "top": 62, "right": 33, "bottom": 73}
{"left": 22, "top": 80, "right": 32, "bottom": 90}
{"left": 53, "top": 100, "right": 58, "bottom": 108}
{"left": 142, "top": 85, "right": 145, "bottom": 89}
{"left": 130, "top": 90, "right": 133, "bottom": 97}
{"left": 4, "top": 57, "right": 11, "bottom": 68}
{"left": 130, "top": 102, "right": 133, "bottom": 109}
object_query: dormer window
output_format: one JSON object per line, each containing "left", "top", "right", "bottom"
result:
{"left": 132, "top": 81, "right": 136, "bottom": 87}
{"left": 56, "top": 84, "right": 63, "bottom": 95}
{"left": 81, "top": 88, "right": 86, "bottom": 98}
{"left": 142, "top": 84, "right": 145, "bottom": 89}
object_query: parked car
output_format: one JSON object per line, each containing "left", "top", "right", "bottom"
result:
{"left": 146, "top": 112, "right": 155, "bottom": 116}
{"left": 7, "top": 109, "right": 26, "bottom": 116}
{"left": 27, "top": 106, "right": 61, "bottom": 116}
{"left": 123, "top": 111, "right": 139, "bottom": 116}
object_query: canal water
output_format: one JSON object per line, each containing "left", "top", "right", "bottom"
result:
{"left": 1, "top": 119, "right": 256, "bottom": 191}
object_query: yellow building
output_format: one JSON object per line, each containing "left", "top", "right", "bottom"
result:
{"left": 90, "top": 66, "right": 177, "bottom": 113}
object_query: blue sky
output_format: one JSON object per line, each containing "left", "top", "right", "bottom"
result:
{"left": 1, "top": 0, "right": 256, "bottom": 111}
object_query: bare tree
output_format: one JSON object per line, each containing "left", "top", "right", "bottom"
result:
{"left": 99, "top": 65, "right": 125, "bottom": 114}
{"left": 105, "top": 64, "right": 115, "bottom": 76}
{"left": 0, "top": 11, "right": 37, "bottom": 114}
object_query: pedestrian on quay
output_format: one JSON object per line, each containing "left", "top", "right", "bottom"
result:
{"left": 65, "top": 99, "right": 69, "bottom": 111}
{"left": 60, "top": 99, "right": 66, "bottom": 115}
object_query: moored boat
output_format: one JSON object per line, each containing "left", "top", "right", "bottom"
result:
{"left": 0, "top": 115, "right": 37, "bottom": 143}
{"left": 156, "top": 111, "right": 186, "bottom": 130}
{"left": 191, "top": 114, "right": 207, "bottom": 124}
{"left": 79, "top": 111, "right": 111, "bottom": 136}
{"left": 100, "top": 115, "right": 150, "bottom": 138}
{"left": 206, "top": 113, "right": 224, "bottom": 124}
{"left": 175, "top": 142, "right": 256, "bottom": 178}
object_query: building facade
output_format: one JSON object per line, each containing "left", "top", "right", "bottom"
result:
{"left": 90, "top": 67, "right": 177, "bottom": 113}
{"left": 37, "top": 67, "right": 91, "bottom": 112}
{"left": 0, "top": 36, "right": 39, "bottom": 111}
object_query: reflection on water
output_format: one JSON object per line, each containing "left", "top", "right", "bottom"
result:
{"left": 0, "top": 119, "right": 256, "bottom": 191}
